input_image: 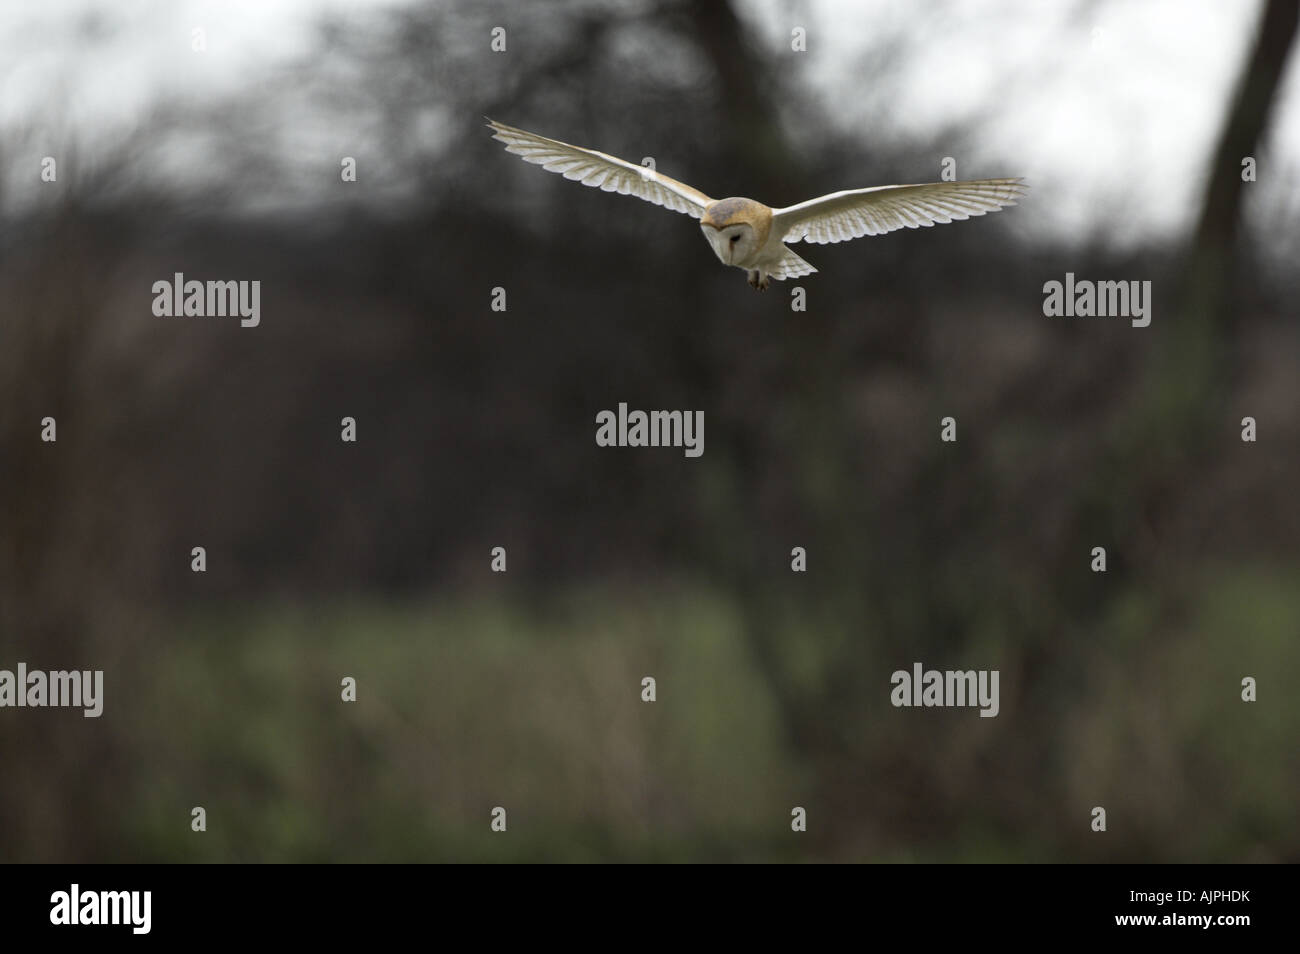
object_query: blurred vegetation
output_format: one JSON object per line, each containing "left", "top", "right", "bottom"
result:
{"left": 0, "top": 0, "right": 1297, "bottom": 862}
{"left": 2, "top": 569, "right": 1295, "bottom": 862}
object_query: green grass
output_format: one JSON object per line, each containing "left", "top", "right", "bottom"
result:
{"left": 4, "top": 565, "right": 1295, "bottom": 862}
{"left": 118, "top": 584, "right": 803, "bottom": 862}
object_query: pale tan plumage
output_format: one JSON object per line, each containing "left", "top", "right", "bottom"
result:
{"left": 488, "top": 119, "right": 1027, "bottom": 290}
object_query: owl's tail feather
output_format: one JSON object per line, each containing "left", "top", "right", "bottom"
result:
{"left": 770, "top": 247, "right": 817, "bottom": 280}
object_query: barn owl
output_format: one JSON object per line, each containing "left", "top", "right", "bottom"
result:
{"left": 488, "top": 119, "right": 1026, "bottom": 290}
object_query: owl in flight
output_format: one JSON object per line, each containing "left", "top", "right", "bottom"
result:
{"left": 488, "top": 119, "right": 1026, "bottom": 290}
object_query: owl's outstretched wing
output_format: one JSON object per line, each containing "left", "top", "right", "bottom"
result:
{"left": 488, "top": 119, "right": 714, "bottom": 219}
{"left": 773, "top": 178, "right": 1027, "bottom": 245}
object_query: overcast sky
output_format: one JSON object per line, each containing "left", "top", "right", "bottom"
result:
{"left": 2, "top": 0, "right": 1296, "bottom": 250}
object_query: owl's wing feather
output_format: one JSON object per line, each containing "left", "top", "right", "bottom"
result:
{"left": 769, "top": 247, "right": 818, "bottom": 281}
{"left": 488, "top": 119, "right": 713, "bottom": 219}
{"left": 773, "top": 178, "right": 1027, "bottom": 245}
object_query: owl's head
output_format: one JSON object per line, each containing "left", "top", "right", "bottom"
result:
{"left": 700, "top": 198, "right": 769, "bottom": 266}
{"left": 701, "top": 221, "right": 756, "bottom": 265}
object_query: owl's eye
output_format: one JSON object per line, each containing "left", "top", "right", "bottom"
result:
{"left": 730, "top": 234, "right": 740, "bottom": 243}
